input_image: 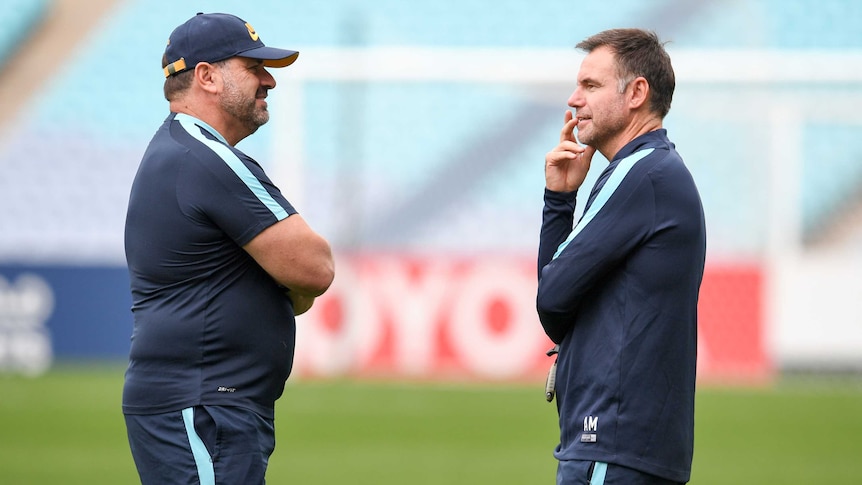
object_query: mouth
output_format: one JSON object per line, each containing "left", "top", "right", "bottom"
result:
{"left": 256, "top": 93, "right": 268, "bottom": 108}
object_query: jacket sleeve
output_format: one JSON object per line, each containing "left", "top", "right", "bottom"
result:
{"left": 536, "top": 173, "right": 654, "bottom": 343}
{"left": 537, "top": 188, "right": 577, "bottom": 277}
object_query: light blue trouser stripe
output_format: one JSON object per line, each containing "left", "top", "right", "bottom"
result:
{"left": 590, "top": 461, "right": 608, "bottom": 485}
{"left": 181, "top": 407, "right": 215, "bottom": 485}
{"left": 552, "top": 148, "right": 654, "bottom": 260}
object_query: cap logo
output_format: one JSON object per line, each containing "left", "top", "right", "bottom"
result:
{"left": 245, "top": 23, "right": 259, "bottom": 41}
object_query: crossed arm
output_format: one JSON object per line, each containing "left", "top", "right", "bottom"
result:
{"left": 244, "top": 213, "right": 335, "bottom": 315}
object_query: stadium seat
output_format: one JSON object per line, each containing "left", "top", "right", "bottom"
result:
{"left": 0, "top": 0, "right": 860, "bottom": 262}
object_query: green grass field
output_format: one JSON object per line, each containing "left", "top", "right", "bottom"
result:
{"left": 2, "top": 365, "right": 861, "bottom": 484}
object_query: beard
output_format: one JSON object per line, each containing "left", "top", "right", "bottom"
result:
{"left": 219, "top": 73, "right": 269, "bottom": 134}
{"left": 576, "top": 97, "right": 627, "bottom": 148}
{"left": 577, "top": 113, "right": 627, "bottom": 149}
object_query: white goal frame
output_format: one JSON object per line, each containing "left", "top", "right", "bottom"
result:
{"left": 272, "top": 48, "right": 862, "bottom": 370}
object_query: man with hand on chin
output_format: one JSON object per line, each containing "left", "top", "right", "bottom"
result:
{"left": 537, "top": 29, "right": 706, "bottom": 485}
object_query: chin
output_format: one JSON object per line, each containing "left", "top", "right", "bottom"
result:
{"left": 577, "top": 133, "right": 593, "bottom": 146}
{"left": 254, "top": 113, "right": 270, "bottom": 127}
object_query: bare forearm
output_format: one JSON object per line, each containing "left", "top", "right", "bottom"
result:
{"left": 245, "top": 215, "right": 335, "bottom": 297}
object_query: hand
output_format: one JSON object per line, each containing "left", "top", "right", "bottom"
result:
{"left": 285, "top": 289, "right": 316, "bottom": 316}
{"left": 544, "top": 110, "right": 596, "bottom": 192}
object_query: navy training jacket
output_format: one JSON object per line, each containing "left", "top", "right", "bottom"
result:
{"left": 536, "top": 129, "right": 706, "bottom": 482}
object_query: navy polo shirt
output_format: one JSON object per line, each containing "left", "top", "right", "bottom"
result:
{"left": 536, "top": 129, "right": 706, "bottom": 482}
{"left": 123, "top": 113, "right": 297, "bottom": 419}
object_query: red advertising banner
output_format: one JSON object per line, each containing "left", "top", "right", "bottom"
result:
{"left": 293, "top": 255, "right": 770, "bottom": 383}
{"left": 696, "top": 262, "right": 771, "bottom": 383}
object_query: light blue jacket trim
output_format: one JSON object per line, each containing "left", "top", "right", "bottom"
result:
{"left": 552, "top": 148, "right": 654, "bottom": 260}
{"left": 175, "top": 113, "right": 288, "bottom": 221}
{"left": 181, "top": 407, "right": 215, "bottom": 485}
{"left": 590, "top": 462, "right": 608, "bottom": 485}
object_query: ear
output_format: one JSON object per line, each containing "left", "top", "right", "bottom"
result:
{"left": 628, "top": 77, "right": 649, "bottom": 110}
{"left": 193, "top": 62, "right": 220, "bottom": 94}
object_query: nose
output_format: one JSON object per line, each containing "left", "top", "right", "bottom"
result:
{"left": 567, "top": 87, "right": 584, "bottom": 108}
{"left": 260, "top": 68, "right": 276, "bottom": 89}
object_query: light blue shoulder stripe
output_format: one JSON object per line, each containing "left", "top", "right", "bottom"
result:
{"left": 552, "top": 148, "right": 654, "bottom": 260}
{"left": 181, "top": 407, "right": 215, "bottom": 485}
{"left": 590, "top": 461, "right": 608, "bottom": 485}
{"left": 175, "top": 113, "right": 288, "bottom": 221}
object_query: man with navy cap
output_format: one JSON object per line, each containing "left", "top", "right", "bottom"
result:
{"left": 123, "top": 13, "right": 334, "bottom": 484}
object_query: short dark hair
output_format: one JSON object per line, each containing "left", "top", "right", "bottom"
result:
{"left": 576, "top": 28, "right": 675, "bottom": 119}
{"left": 162, "top": 53, "right": 193, "bottom": 101}
{"left": 161, "top": 55, "right": 232, "bottom": 102}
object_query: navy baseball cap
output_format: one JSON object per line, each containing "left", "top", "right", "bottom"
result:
{"left": 163, "top": 12, "right": 299, "bottom": 78}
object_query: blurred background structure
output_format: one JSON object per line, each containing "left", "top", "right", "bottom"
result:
{"left": 0, "top": 0, "right": 861, "bottom": 382}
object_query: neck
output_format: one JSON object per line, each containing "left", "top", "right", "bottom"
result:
{"left": 169, "top": 100, "right": 247, "bottom": 146}
{"left": 599, "top": 115, "right": 663, "bottom": 161}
